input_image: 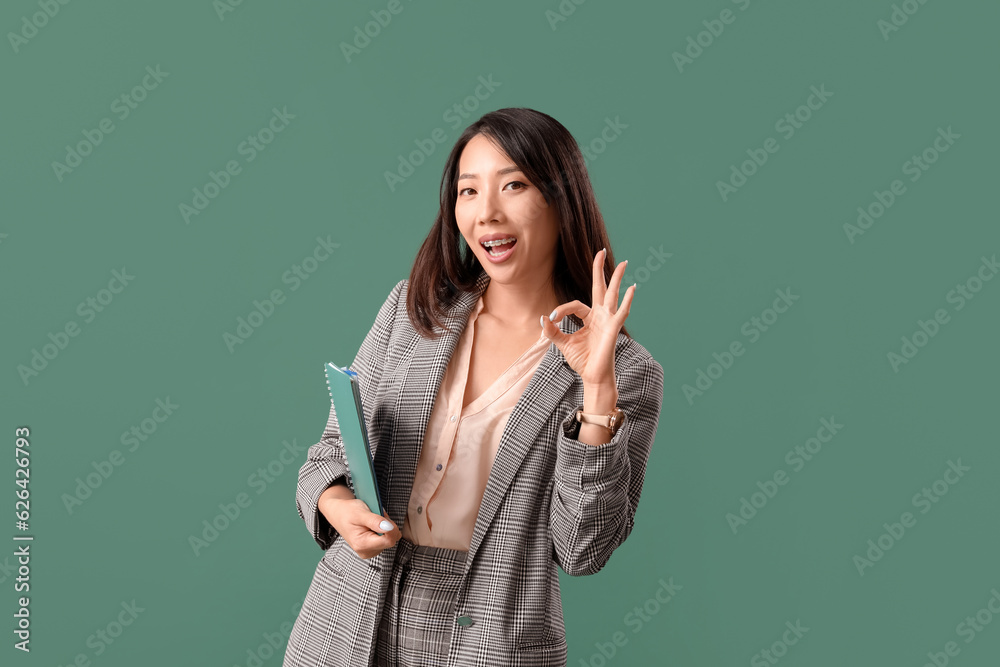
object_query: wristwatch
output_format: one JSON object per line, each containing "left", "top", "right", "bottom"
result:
{"left": 576, "top": 407, "right": 626, "bottom": 436}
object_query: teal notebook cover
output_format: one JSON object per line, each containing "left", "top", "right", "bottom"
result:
{"left": 323, "top": 363, "right": 385, "bottom": 517}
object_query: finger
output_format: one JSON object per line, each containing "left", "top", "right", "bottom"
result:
{"left": 539, "top": 314, "right": 572, "bottom": 350}
{"left": 353, "top": 516, "right": 397, "bottom": 548}
{"left": 547, "top": 300, "right": 591, "bottom": 324}
{"left": 615, "top": 283, "right": 636, "bottom": 326}
{"left": 363, "top": 509, "right": 394, "bottom": 535}
{"left": 606, "top": 260, "right": 628, "bottom": 313}
{"left": 592, "top": 248, "right": 606, "bottom": 309}
{"left": 352, "top": 530, "right": 395, "bottom": 558}
{"left": 382, "top": 511, "right": 402, "bottom": 541}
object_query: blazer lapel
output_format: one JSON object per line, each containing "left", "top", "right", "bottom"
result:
{"left": 466, "top": 309, "right": 581, "bottom": 567}
{"left": 379, "top": 270, "right": 582, "bottom": 570}
{"left": 380, "top": 272, "right": 491, "bottom": 531}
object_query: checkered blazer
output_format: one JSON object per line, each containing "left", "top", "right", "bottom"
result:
{"left": 283, "top": 271, "right": 664, "bottom": 667}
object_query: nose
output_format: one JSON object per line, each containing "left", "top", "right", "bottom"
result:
{"left": 475, "top": 186, "right": 502, "bottom": 225}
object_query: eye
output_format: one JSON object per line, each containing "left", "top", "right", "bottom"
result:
{"left": 458, "top": 181, "right": 527, "bottom": 197}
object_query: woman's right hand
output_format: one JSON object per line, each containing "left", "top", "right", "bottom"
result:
{"left": 318, "top": 482, "right": 401, "bottom": 559}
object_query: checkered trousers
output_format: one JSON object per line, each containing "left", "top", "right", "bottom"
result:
{"left": 374, "top": 538, "right": 469, "bottom": 666}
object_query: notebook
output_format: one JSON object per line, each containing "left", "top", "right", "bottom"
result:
{"left": 324, "top": 362, "right": 385, "bottom": 518}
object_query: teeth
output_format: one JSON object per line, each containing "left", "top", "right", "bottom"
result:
{"left": 483, "top": 237, "right": 516, "bottom": 247}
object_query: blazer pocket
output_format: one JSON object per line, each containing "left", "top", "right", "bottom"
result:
{"left": 516, "top": 635, "right": 568, "bottom": 657}
{"left": 318, "top": 553, "right": 347, "bottom": 578}
{"left": 323, "top": 535, "right": 383, "bottom": 576}
{"left": 319, "top": 538, "right": 348, "bottom": 578}
{"left": 517, "top": 621, "right": 567, "bottom": 652}
{"left": 291, "top": 554, "right": 350, "bottom": 662}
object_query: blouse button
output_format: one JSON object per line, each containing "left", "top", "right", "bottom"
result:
{"left": 436, "top": 464, "right": 443, "bottom": 471}
{"left": 417, "top": 505, "right": 422, "bottom": 514}
{"left": 450, "top": 415, "right": 457, "bottom": 422}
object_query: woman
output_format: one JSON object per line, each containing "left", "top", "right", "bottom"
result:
{"left": 283, "top": 107, "right": 664, "bottom": 666}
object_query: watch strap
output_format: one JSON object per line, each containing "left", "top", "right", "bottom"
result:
{"left": 575, "top": 407, "right": 625, "bottom": 435}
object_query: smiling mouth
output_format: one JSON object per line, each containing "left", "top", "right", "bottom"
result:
{"left": 482, "top": 237, "right": 517, "bottom": 256}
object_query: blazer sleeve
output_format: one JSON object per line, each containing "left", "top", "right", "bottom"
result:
{"left": 549, "top": 352, "right": 664, "bottom": 576}
{"left": 295, "top": 279, "right": 406, "bottom": 550}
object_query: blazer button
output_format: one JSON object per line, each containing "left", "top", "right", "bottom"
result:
{"left": 457, "top": 615, "right": 474, "bottom": 627}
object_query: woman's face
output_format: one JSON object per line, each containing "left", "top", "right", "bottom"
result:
{"left": 454, "top": 133, "right": 560, "bottom": 287}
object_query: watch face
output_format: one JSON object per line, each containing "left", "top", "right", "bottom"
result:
{"left": 610, "top": 408, "right": 625, "bottom": 434}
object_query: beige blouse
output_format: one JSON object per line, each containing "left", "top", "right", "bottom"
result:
{"left": 401, "top": 294, "right": 550, "bottom": 551}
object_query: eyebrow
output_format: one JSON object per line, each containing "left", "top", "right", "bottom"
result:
{"left": 457, "top": 166, "right": 523, "bottom": 181}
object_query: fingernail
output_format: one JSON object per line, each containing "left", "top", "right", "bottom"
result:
{"left": 601, "top": 247, "right": 606, "bottom": 256}
{"left": 624, "top": 259, "right": 628, "bottom": 267}
{"left": 379, "top": 520, "right": 393, "bottom": 532}
{"left": 539, "top": 315, "right": 546, "bottom": 327}
{"left": 632, "top": 283, "right": 637, "bottom": 290}
{"left": 548, "top": 309, "right": 558, "bottom": 322}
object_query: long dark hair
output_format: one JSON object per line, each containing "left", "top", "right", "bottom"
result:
{"left": 406, "top": 107, "right": 629, "bottom": 340}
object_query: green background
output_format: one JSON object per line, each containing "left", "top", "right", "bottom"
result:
{"left": 3, "top": 0, "right": 998, "bottom": 665}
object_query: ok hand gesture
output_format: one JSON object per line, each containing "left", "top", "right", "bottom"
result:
{"left": 540, "top": 249, "right": 634, "bottom": 387}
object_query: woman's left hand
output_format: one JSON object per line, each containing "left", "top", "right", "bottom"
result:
{"left": 541, "top": 249, "right": 634, "bottom": 387}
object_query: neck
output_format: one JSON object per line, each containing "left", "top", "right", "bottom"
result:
{"left": 480, "top": 278, "right": 561, "bottom": 330}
